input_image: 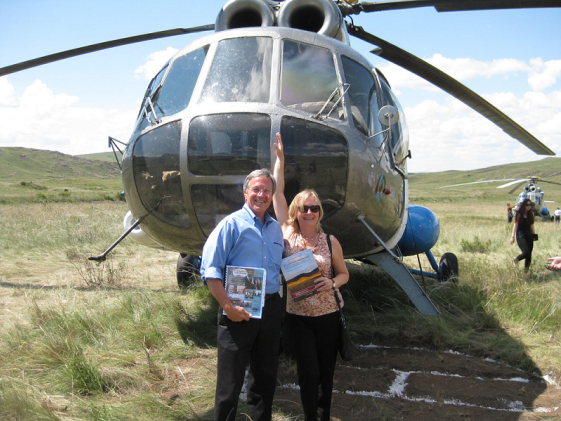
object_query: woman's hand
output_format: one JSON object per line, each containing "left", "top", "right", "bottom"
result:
{"left": 510, "top": 236, "right": 514, "bottom": 245}
{"left": 314, "top": 276, "right": 334, "bottom": 292}
{"left": 273, "top": 132, "right": 284, "bottom": 161}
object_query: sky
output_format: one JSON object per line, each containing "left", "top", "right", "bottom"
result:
{"left": 1, "top": 0, "right": 560, "bottom": 173}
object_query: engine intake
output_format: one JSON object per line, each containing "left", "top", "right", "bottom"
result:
{"left": 278, "top": 0, "right": 342, "bottom": 39}
{"left": 216, "top": 0, "right": 275, "bottom": 31}
{"left": 215, "top": 0, "right": 346, "bottom": 42}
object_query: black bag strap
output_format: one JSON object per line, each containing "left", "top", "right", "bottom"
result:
{"left": 326, "top": 234, "right": 344, "bottom": 312}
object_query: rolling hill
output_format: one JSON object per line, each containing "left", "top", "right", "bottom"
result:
{"left": 0, "top": 147, "right": 122, "bottom": 203}
{"left": 2, "top": 146, "right": 560, "bottom": 205}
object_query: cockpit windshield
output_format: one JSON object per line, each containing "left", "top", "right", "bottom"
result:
{"left": 200, "top": 37, "right": 273, "bottom": 103}
{"left": 281, "top": 40, "right": 343, "bottom": 120}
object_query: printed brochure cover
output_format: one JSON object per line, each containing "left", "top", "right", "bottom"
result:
{"left": 223, "top": 266, "right": 266, "bottom": 319}
{"left": 281, "top": 248, "right": 321, "bottom": 302}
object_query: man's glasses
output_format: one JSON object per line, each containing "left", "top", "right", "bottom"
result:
{"left": 298, "top": 205, "right": 321, "bottom": 213}
{"left": 249, "top": 187, "right": 272, "bottom": 195}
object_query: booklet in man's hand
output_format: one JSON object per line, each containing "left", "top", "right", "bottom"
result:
{"left": 223, "top": 266, "right": 266, "bottom": 319}
{"left": 281, "top": 248, "right": 321, "bottom": 302}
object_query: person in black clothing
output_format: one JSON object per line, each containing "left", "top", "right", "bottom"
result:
{"left": 510, "top": 198, "right": 537, "bottom": 269}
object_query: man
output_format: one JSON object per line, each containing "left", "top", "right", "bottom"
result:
{"left": 554, "top": 207, "right": 561, "bottom": 225}
{"left": 200, "top": 168, "right": 284, "bottom": 421}
{"left": 507, "top": 203, "right": 514, "bottom": 223}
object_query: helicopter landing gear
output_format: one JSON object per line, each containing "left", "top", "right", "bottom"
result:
{"left": 177, "top": 253, "right": 201, "bottom": 289}
{"left": 439, "top": 252, "right": 458, "bottom": 282}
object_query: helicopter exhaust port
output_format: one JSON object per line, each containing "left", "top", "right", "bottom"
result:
{"left": 215, "top": 0, "right": 275, "bottom": 31}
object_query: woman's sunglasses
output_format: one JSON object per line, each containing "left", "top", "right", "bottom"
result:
{"left": 298, "top": 205, "right": 321, "bottom": 213}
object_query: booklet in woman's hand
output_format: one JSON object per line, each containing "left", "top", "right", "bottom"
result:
{"left": 281, "top": 248, "right": 321, "bottom": 302}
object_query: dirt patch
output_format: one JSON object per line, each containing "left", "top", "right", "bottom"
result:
{"left": 274, "top": 346, "right": 561, "bottom": 420}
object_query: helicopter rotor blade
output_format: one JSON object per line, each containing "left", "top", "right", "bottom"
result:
{"left": 507, "top": 182, "right": 527, "bottom": 195}
{"left": 0, "top": 24, "right": 215, "bottom": 77}
{"left": 440, "top": 179, "right": 515, "bottom": 188}
{"left": 497, "top": 179, "right": 530, "bottom": 189}
{"left": 538, "top": 179, "right": 561, "bottom": 186}
{"left": 347, "top": 24, "right": 555, "bottom": 156}
{"left": 341, "top": 0, "right": 561, "bottom": 15}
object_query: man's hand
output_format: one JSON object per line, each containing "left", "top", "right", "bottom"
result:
{"left": 207, "top": 278, "right": 252, "bottom": 322}
{"left": 223, "top": 303, "right": 252, "bottom": 322}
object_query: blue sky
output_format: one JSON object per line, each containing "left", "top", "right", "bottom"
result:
{"left": 1, "top": 0, "right": 560, "bottom": 173}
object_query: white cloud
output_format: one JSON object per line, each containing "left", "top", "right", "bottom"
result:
{"left": 373, "top": 53, "right": 561, "bottom": 172}
{"left": 134, "top": 47, "right": 179, "bottom": 80}
{"left": 0, "top": 78, "right": 137, "bottom": 155}
{"left": 427, "top": 54, "right": 530, "bottom": 80}
{"left": 528, "top": 58, "right": 561, "bottom": 91}
{"left": 0, "top": 77, "right": 18, "bottom": 106}
{"left": 378, "top": 55, "right": 561, "bottom": 93}
{"left": 405, "top": 89, "right": 561, "bottom": 173}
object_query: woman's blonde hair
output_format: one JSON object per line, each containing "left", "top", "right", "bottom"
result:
{"left": 287, "top": 189, "right": 324, "bottom": 234}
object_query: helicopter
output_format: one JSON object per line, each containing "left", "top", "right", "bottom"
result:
{"left": 499, "top": 177, "right": 560, "bottom": 221}
{"left": 442, "top": 175, "right": 560, "bottom": 221}
{"left": 2, "top": 0, "right": 559, "bottom": 317}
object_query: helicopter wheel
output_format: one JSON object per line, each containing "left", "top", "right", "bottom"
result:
{"left": 439, "top": 252, "right": 458, "bottom": 282}
{"left": 177, "top": 253, "right": 201, "bottom": 289}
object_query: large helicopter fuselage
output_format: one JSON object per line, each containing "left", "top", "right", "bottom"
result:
{"left": 121, "top": 26, "right": 410, "bottom": 258}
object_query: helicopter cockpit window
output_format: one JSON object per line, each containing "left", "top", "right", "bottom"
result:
{"left": 200, "top": 37, "right": 272, "bottom": 103}
{"left": 379, "top": 78, "right": 409, "bottom": 165}
{"left": 341, "top": 56, "right": 379, "bottom": 138}
{"left": 133, "top": 64, "right": 169, "bottom": 133}
{"left": 281, "top": 41, "right": 343, "bottom": 120}
{"left": 152, "top": 45, "right": 209, "bottom": 118}
{"left": 132, "top": 121, "right": 190, "bottom": 229}
{"left": 279, "top": 116, "right": 348, "bottom": 218}
{"left": 191, "top": 184, "right": 245, "bottom": 236}
{"left": 187, "top": 113, "right": 271, "bottom": 176}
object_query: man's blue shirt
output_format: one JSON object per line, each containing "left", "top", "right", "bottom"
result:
{"left": 200, "top": 204, "right": 284, "bottom": 294}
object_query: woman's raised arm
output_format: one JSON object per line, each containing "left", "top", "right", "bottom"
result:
{"left": 273, "top": 133, "right": 289, "bottom": 232}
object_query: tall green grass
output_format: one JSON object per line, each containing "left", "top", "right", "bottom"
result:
{"left": 1, "top": 200, "right": 560, "bottom": 419}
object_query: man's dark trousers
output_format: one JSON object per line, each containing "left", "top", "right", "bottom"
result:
{"left": 214, "top": 293, "right": 283, "bottom": 421}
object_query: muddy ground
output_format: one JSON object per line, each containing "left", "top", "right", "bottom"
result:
{"left": 271, "top": 346, "right": 561, "bottom": 420}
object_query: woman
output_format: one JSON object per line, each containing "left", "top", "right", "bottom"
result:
{"left": 273, "top": 133, "right": 349, "bottom": 421}
{"left": 510, "top": 198, "right": 537, "bottom": 269}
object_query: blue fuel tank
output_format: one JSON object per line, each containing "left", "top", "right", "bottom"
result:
{"left": 397, "top": 205, "right": 440, "bottom": 256}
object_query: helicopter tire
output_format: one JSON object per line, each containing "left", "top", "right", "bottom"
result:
{"left": 177, "top": 253, "right": 201, "bottom": 289}
{"left": 439, "top": 252, "right": 458, "bottom": 282}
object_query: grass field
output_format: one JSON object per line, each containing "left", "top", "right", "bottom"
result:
{"left": 1, "top": 150, "right": 561, "bottom": 419}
